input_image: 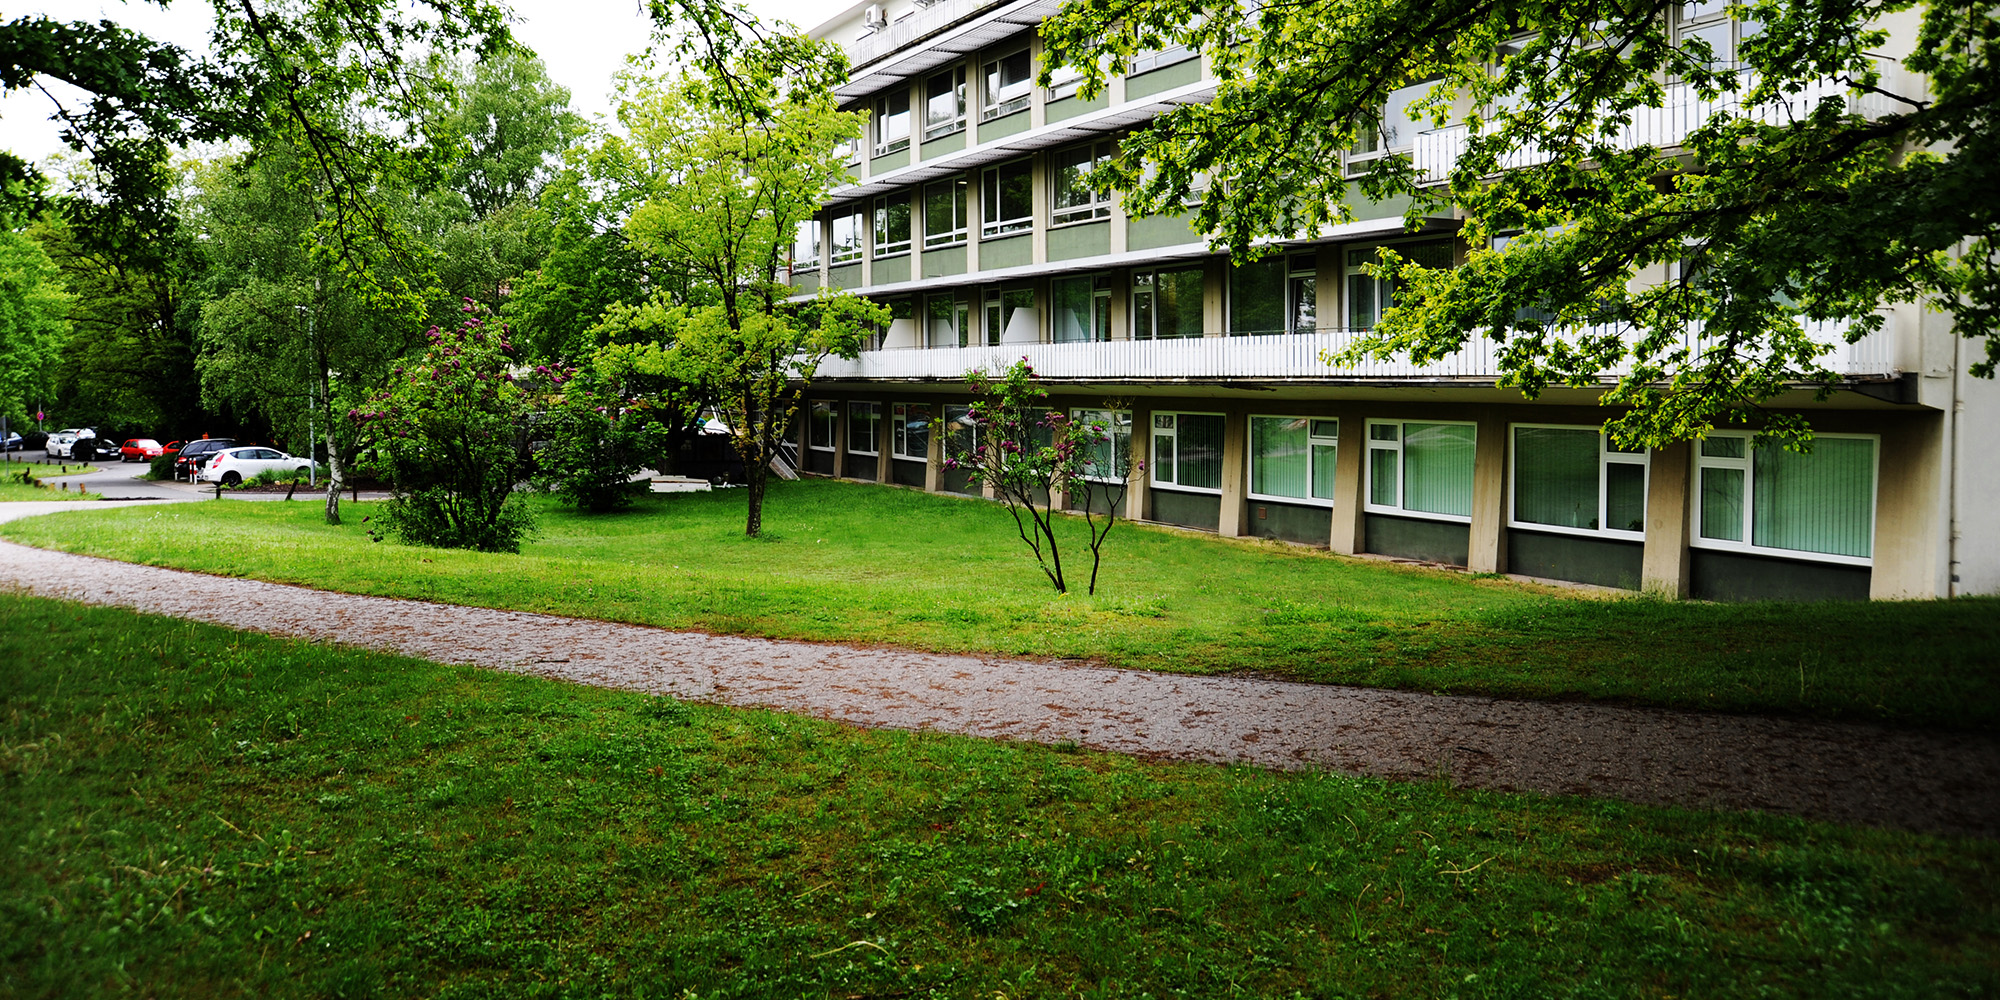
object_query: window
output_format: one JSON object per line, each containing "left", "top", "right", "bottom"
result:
{"left": 984, "top": 287, "right": 1036, "bottom": 345}
{"left": 873, "top": 89, "right": 911, "bottom": 156}
{"left": 1050, "top": 274, "right": 1111, "bottom": 343}
{"left": 834, "top": 134, "right": 859, "bottom": 164}
{"left": 829, "top": 206, "right": 865, "bottom": 265}
{"left": 874, "top": 194, "right": 911, "bottom": 256}
{"left": 1675, "top": 1, "right": 1760, "bottom": 73}
{"left": 847, "top": 401, "right": 882, "bottom": 455}
{"left": 926, "top": 294, "right": 968, "bottom": 348}
{"left": 807, "top": 400, "right": 836, "bottom": 451}
{"left": 1289, "top": 254, "right": 1318, "bottom": 334}
{"left": 1129, "top": 44, "right": 1197, "bottom": 75}
{"left": 1132, "top": 266, "right": 1205, "bottom": 339}
{"left": 1151, "top": 412, "right": 1225, "bottom": 491}
{"left": 892, "top": 403, "right": 931, "bottom": 461}
{"left": 944, "top": 403, "right": 979, "bottom": 460}
{"left": 1072, "top": 408, "right": 1132, "bottom": 481}
{"left": 791, "top": 217, "right": 820, "bottom": 271}
{"left": 924, "top": 179, "right": 968, "bottom": 248}
{"left": 1250, "top": 417, "right": 1339, "bottom": 504}
{"left": 1366, "top": 420, "right": 1476, "bottom": 520}
{"left": 1347, "top": 242, "right": 1451, "bottom": 329}
{"left": 982, "top": 49, "right": 1032, "bottom": 121}
{"left": 1346, "top": 79, "right": 1435, "bottom": 173}
{"left": 924, "top": 67, "right": 967, "bottom": 138}
{"left": 1510, "top": 425, "right": 1647, "bottom": 537}
{"left": 1229, "top": 257, "right": 1286, "bottom": 336}
{"left": 1695, "top": 432, "right": 1876, "bottom": 563}
{"left": 1050, "top": 140, "right": 1114, "bottom": 225}
{"left": 981, "top": 160, "right": 1032, "bottom": 238}
{"left": 1046, "top": 61, "right": 1084, "bottom": 100}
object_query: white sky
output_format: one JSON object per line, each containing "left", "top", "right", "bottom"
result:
{"left": 0, "top": 0, "right": 839, "bottom": 170}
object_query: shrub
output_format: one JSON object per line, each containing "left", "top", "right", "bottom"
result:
{"left": 147, "top": 453, "right": 178, "bottom": 480}
{"left": 533, "top": 348, "right": 678, "bottom": 513}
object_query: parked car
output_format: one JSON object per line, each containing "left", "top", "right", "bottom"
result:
{"left": 1, "top": 432, "right": 20, "bottom": 452}
{"left": 46, "top": 428, "right": 82, "bottom": 458}
{"left": 69, "top": 433, "right": 113, "bottom": 463}
{"left": 196, "top": 446, "right": 311, "bottom": 486}
{"left": 119, "top": 438, "right": 167, "bottom": 462}
{"left": 173, "top": 438, "right": 238, "bottom": 479}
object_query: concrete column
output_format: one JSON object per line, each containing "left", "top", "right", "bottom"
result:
{"left": 832, "top": 400, "right": 849, "bottom": 480}
{"left": 1128, "top": 403, "right": 1153, "bottom": 521}
{"left": 1467, "top": 413, "right": 1508, "bottom": 574}
{"left": 1329, "top": 406, "right": 1368, "bottom": 555}
{"left": 1871, "top": 412, "right": 1948, "bottom": 599}
{"left": 1641, "top": 440, "right": 1692, "bottom": 598}
{"left": 1218, "top": 408, "right": 1248, "bottom": 537}
{"left": 1030, "top": 155, "right": 1049, "bottom": 266}
{"left": 924, "top": 403, "right": 944, "bottom": 493}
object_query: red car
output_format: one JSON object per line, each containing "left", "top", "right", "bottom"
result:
{"left": 119, "top": 438, "right": 166, "bottom": 462}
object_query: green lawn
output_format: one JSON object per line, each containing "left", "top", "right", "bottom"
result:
{"left": 2, "top": 593, "right": 1993, "bottom": 999}
{"left": 0, "top": 458, "right": 98, "bottom": 501}
{"left": 4, "top": 478, "right": 1997, "bottom": 730}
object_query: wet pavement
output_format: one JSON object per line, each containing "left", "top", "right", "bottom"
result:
{"left": 1, "top": 498, "right": 1996, "bottom": 838}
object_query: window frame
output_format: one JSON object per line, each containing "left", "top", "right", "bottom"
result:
{"left": 925, "top": 293, "right": 969, "bottom": 348}
{"left": 1364, "top": 418, "right": 1477, "bottom": 523}
{"left": 923, "top": 178, "right": 969, "bottom": 248}
{"left": 1692, "top": 430, "right": 1878, "bottom": 566}
{"left": 983, "top": 286, "right": 1035, "bottom": 346}
{"left": 924, "top": 66, "right": 968, "bottom": 139}
{"left": 846, "top": 401, "right": 882, "bottom": 456}
{"left": 1345, "top": 241, "right": 1452, "bottom": 330}
{"left": 791, "top": 217, "right": 820, "bottom": 272}
{"left": 1071, "top": 407, "right": 1133, "bottom": 483}
{"left": 873, "top": 193, "right": 912, "bottom": 257}
{"left": 873, "top": 88, "right": 911, "bottom": 157}
{"left": 1050, "top": 140, "right": 1115, "bottom": 227}
{"left": 1247, "top": 415, "right": 1340, "bottom": 507}
{"left": 1131, "top": 265, "right": 1206, "bottom": 340}
{"left": 1128, "top": 44, "right": 1198, "bottom": 76}
{"left": 891, "top": 402, "right": 932, "bottom": 462}
{"left": 806, "top": 400, "right": 837, "bottom": 452}
{"left": 981, "top": 159, "right": 1033, "bottom": 239}
{"left": 981, "top": 48, "right": 1033, "bottom": 121}
{"left": 1506, "top": 423, "right": 1649, "bottom": 541}
{"left": 1050, "top": 273, "right": 1112, "bottom": 343}
{"left": 828, "top": 206, "right": 865, "bottom": 265}
{"left": 1149, "top": 411, "right": 1227, "bottom": 494}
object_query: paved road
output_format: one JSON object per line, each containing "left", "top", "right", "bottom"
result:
{"left": 1, "top": 498, "right": 1995, "bottom": 838}
{"left": 19, "top": 449, "right": 387, "bottom": 501}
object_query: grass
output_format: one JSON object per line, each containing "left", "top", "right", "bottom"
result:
{"left": 3, "top": 478, "right": 1997, "bottom": 730}
{"left": 2, "top": 592, "right": 1994, "bottom": 999}
{"left": 0, "top": 458, "right": 98, "bottom": 501}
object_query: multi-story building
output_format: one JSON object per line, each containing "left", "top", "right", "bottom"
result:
{"left": 787, "top": 0, "right": 1998, "bottom": 602}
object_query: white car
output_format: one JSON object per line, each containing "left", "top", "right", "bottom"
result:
{"left": 197, "top": 446, "right": 312, "bottom": 486}
{"left": 46, "top": 428, "right": 83, "bottom": 458}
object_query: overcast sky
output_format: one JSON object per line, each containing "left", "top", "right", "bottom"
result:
{"left": 0, "top": 0, "right": 840, "bottom": 169}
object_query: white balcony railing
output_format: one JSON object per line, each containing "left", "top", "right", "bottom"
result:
{"left": 811, "top": 321, "right": 1896, "bottom": 382}
{"left": 1413, "top": 76, "right": 1901, "bottom": 182}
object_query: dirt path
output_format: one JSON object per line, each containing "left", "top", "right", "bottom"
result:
{"left": 3, "top": 500, "right": 1996, "bottom": 838}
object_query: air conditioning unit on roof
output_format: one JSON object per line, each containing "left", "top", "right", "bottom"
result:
{"left": 863, "top": 4, "right": 886, "bottom": 27}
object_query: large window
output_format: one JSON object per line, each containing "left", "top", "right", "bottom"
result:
{"left": 1510, "top": 425, "right": 1647, "bottom": 537}
{"left": 829, "top": 206, "right": 865, "bottom": 265}
{"left": 874, "top": 194, "right": 911, "bottom": 257}
{"left": 925, "top": 67, "right": 967, "bottom": 138}
{"left": 892, "top": 403, "right": 931, "bottom": 461}
{"left": 982, "top": 49, "right": 1032, "bottom": 120}
{"left": 1676, "top": 0, "right": 1759, "bottom": 72}
{"left": 1050, "top": 274, "right": 1111, "bottom": 343}
{"left": 944, "top": 403, "right": 978, "bottom": 460}
{"left": 874, "top": 89, "right": 911, "bottom": 156}
{"left": 1228, "top": 256, "right": 1286, "bottom": 336}
{"left": 1366, "top": 420, "right": 1476, "bottom": 520}
{"left": 1050, "top": 141, "right": 1114, "bottom": 225}
{"left": 1347, "top": 79, "right": 1435, "bottom": 172}
{"left": 1129, "top": 44, "right": 1197, "bottom": 75}
{"left": 807, "top": 400, "right": 836, "bottom": 451}
{"left": 984, "top": 287, "right": 1035, "bottom": 345}
{"left": 1073, "top": 408, "right": 1132, "bottom": 481}
{"left": 1347, "top": 242, "right": 1451, "bottom": 329}
{"left": 926, "top": 294, "right": 968, "bottom": 348}
{"left": 981, "top": 160, "right": 1032, "bottom": 238}
{"left": 1250, "top": 416, "right": 1339, "bottom": 504}
{"left": 1696, "top": 432, "right": 1875, "bottom": 563}
{"left": 791, "top": 217, "right": 819, "bottom": 271}
{"left": 1132, "top": 266, "right": 1205, "bottom": 339}
{"left": 1151, "top": 412, "right": 1225, "bottom": 492}
{"left": 847, "top": 401, "right": 882, "bottom": 455}
{"left": 924, "top": 179, "right": 968, "bottom": 248}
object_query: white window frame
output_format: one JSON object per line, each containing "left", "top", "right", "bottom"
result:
{"left": 1692, "top": 431, "right": 1878, "bottom": 566}
{"left": 981, "top": 159, "right": 1033, "bottom": 239}
{"left": 981, "top": 48, "right": 1032, "bottom": 121}
{"left": 1071, "top": 407, "right": 1132, "bottom": 482}
{"left": 1128, "top": 44, "right": 1197, "bottom": 76}
{"left": 873, "top": 89, "right": 911, "bottom": 157}
{"left": 924, "top": 66, "right": 967, "bottom": 139}
{"left": 806, "top": 400, "right": 836, "bottom": 452}
{"left": 891, "top": 402, "right": 931, "bottom": 462}
{"left": 923, "top": 179, "right": 968, "bottom": 248}
{"left": 1050, "top": 140, "right": 1114, "bottom": 226}
{"left": 1364, "top": 418, "right": 1477, "bottom": 524}
{"left": 1149, "top": 411, "right": 1226, "bottom": 495}
{"left": 1344, "top": 79, "right": 1435, "bottom": 176}
{"left": 873, "top": 193, "right": 912, "bottom": 257}
{"left": 791, "top": 217, "right": 820, "bottom": 272}
{"left": 1247, "top": 415, "right": 1340, "bottom": 507}
{"left": 828, "top": 206, "right": 865, "bottom": 265}
{"left": 1506, "top": 424, "right": 1648, "bottom": 541}
{"left": 847, "top": 401, "right": 882, "bottom": 456}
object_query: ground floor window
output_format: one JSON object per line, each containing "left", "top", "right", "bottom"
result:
{"left": 1249, "top": 416, "right": 1338, "bottom": 504}
{"left": 1072, "top": 408, "right": 1132, "bottom": 481}
{"left": 1151, "top": 412, "right": 1224, "bottom": 492}
{"left": 944, "top": 403, "right": 978, "bottom": 459}
{"left": 1510, "top": 425, "right": 1646, "bottom": 537}
{"left": 847, "top": 401, "right": 881, "bottom": 455}
{"left": 892, "top": 403, "right": 931, "bottom": 461}
{"left": 1696, "top": 432, "right": 1876, "bottom": 563}
{"left": 807, "top": 400, "right": 836, "bottom": 451}
{"left": 1366, "top": 419, "right": 1475, "bottom": 520}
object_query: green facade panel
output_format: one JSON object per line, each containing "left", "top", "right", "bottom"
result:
{"left": 1128, "top": 212, "right": 1201, "bottom": 251}
{"left": 792, "top": 271, "right": 821, "bottom": 294}
{"left": 1126, "top": 58, "right": 1203, "bottom": 98}
{"left": 1507, "top": 530, "right": 1643, "bottom": 590}
{"left": 1049, "top": 222, "right": 1111, "bottom": 261}
{"left": 870, "top": 149, "right": 909, "bottom": 173}
{"left": 978, "top": 110, "right": 1031, "bottom": 143}
{"left": 874, "top": 254, "right": 910, "bottom": 285}
{"left": 923, "top": 244, "right": 967, "bottom": 277}
{"left": 1152, "top": 488, "right": 1222, "bottom": 531}
{"left": 829, "top": 264, "right": 863, "bottom": 290}
{"left": 1247, "top": 500, "right": 1332, "bottom": 546}
{"left": 1046, "top": 93, "right": 1109, "bottom": 122}
{"left": 1690, "top": 550, "right": 1871, "bottom": 602}
{"left": 980, "top": 233, "right": 1032, "bottom": 270}
{"left": 1364, "top": 514, "right": 1470, "bottom": 566}
{"left": 920, "top": 130, "right": 966, "bottom": 159}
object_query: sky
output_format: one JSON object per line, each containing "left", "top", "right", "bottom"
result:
{"left": 0, "top": 0, "right": 841, "bottom": 168}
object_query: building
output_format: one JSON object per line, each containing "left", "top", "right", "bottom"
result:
{"left": 785, "top": 0, "right": 1998, "bottom": 602}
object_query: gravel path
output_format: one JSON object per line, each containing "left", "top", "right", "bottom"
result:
{"left": 3, "top": 499, "right": 1996, "bottom": 838}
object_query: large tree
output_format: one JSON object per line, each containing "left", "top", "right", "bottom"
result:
{"left": 1042, "top": 0, "right": 1997, "bottom": 445}
{"left": 0, "top": 227, "right": 70, "bottom": 430}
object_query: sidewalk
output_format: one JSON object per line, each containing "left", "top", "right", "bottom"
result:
{"left": 1, "top": 499, "right": 1995, "bottom": 837}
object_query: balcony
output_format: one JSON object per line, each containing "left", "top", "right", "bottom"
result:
{"left": 810, "top": 321, "right": 1896, "bottom": 384}
{"left": 1412, "top": 75, "right": 1906, "bottom": 183}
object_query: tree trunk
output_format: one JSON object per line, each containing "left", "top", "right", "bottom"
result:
{"left": 744, "top": 463, "right": 766, "bottom": 537}
{"left": 319, "top": 366, "right": 344, "bottom": 525}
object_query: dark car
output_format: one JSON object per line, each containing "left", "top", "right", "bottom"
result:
{"left": 69, "top": 433, "right": 114, "bottom": 463}
{"left": 173, "top": 438, "right": 238, "bottom": 480}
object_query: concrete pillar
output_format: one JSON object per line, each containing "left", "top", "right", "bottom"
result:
{"left": 1641, "top": 440, "right": 1692, "bottom": 598}
{"left": 832, "top": 400, "right": 849, "bottom": 480}
{"left": 1128, "top": 403, "right": 1153, "bottom": 521}
{"left": 1467, "top": 413, "right": 1508, "bottom": 574}
{"left": 1328, "top": 406, "right": 1368, "bottom": 555}
{"left": 1218, "top": 408, "right": 1248, "bottom": 537}
{"left": 924, "top": 402, "right": 944, "bottom": 493}
{"left": 1871, "top": 412, "right": 1948, "bottom": 599}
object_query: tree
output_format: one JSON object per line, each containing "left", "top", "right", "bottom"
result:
{"left": 434, "top": 50, "right": 587, "bottom": 219}
{"left": 0, "top": 228, "right": 70, "bottom": 428}
{"left": 947, "top": 360, "right": 1133, "bottom": 595}
{"left": 534, "top": 344, "right": 681, "bottom": 513}
{"left": 1041, "top": 0, "right": 1998, "bottom": 447}
{"left": 608, "top": 48, "right": 883, "bottom": 537}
